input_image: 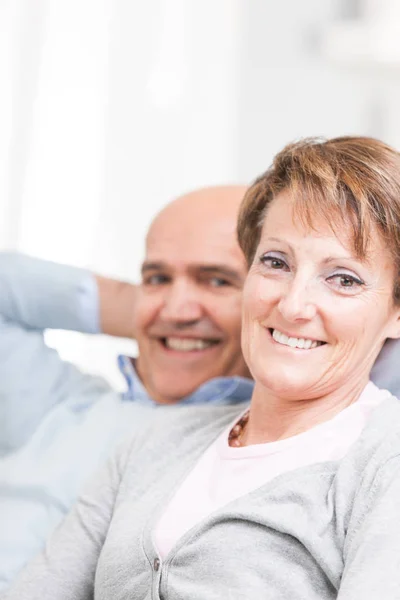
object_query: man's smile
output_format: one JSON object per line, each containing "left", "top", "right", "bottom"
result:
{"left": 159, "top": 336, "right": 221, "bottom": 352}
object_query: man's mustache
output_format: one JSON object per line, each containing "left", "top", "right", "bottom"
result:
{"left": 148, "top": 319, "right": 223, "bottom": 339}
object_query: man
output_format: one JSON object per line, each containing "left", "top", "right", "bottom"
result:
{"left": 0, "top": 185, "right": 253, "bottom": 589}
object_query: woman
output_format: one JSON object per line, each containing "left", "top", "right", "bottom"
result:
{"left": 6, "top": 136, "right": 400, "bottom": 600}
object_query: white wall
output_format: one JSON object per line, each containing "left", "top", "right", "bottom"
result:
{"left": 235, "top": 0, "right": 374, "bottom": 179}
{"left": 91, "top": 0, "right": 243, "bottom": 281}
{"left": 2, "top": 0, "right": 400, "bottom": 385}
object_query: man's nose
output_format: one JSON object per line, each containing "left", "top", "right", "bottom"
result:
{"left": 277, "top": 278, "right": 317, "bottom": 323}
{"left": 159, "top": 280, "right": 203, "bottom": 322}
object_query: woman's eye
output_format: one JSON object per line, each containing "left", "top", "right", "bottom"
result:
{"left": 340, "top": 275, "right": 355, "bottom": 287}
{"left": 328, "top": 273, "right": 364, "bottom": 290}
{"left": 261, "top": 256, "right": 288, "bottom": 270}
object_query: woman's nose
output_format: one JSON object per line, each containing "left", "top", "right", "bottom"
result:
{"left": 277, "top": 280, "right": 317, "bottom": 322}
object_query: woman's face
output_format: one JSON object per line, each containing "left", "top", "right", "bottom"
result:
{"left": 241, "top": 192, "right": 400, "bottom": 400}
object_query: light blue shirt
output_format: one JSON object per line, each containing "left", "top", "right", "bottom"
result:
{"left": 0, "top": 253, "right": 254, "bottom": 591}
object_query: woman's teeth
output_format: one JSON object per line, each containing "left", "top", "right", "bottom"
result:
{"left": 164, "top": 337, "right": 216, "bottom": 351}
{"left": 272, "top": 329, "right": 323, "bottom": 350}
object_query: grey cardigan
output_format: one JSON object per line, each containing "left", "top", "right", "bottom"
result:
{"left": 5, "top": 396, "right": 400, "bottom": 600}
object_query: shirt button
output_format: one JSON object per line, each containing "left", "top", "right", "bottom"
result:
{"left": 153, "top": 558, "right": 161, "bottom": 571}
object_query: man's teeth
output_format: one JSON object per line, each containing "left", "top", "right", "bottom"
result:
{"left": 272, "top": 329, "right": 322, "bottom": 350}
{"left": 165, "top": 337, "right": 216, "bottom": 351}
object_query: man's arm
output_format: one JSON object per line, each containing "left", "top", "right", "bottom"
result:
{"left": 96, "top": 275, "right": 137, "bottom": 339}
{"left": 2, "top": 437, "right": 130, "bottom": 599}
{"left": 0, "top": 252, "right": 137, "bottom": 338}
{"left": 0, "top": 252, "right": 100, "bottom": 334}
{"left": 0, "top": 253, "right": 109, "bottom": 454}
{"left": 0, "top": 253, "right": 138, "bottom": 454}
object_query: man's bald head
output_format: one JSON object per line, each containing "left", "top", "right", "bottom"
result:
{"left": 134, "top": 184, "right": 251, "bottom": 405}
{"left": 147, "top": 185, "right": 248, "bottom": 247}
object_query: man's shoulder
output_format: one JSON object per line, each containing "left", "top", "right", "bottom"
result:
{"left": 120, "top": 402, "right": 245, "bottom": 466}
{"left": 153, "top": 402, "right": 245, "bottom": 433}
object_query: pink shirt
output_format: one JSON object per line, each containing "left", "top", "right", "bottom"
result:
{"left": 154, "top": 382, "right": 389, "bottom": 558}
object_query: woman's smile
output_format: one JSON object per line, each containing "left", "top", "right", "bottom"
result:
{"left": 269, "top": 327, "right": 326, "bottom": 350}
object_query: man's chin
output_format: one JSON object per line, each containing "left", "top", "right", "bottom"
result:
{"left": 146, "top": 376, "right": 210, "bottom": 405}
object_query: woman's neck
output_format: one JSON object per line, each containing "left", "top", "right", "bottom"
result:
{"left": 242, "top": 377, "right": 369, "bottom": 446}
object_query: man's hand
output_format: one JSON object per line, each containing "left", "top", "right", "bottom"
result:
{"left": 96, "top": 276, "right": 137, "bottom": 339}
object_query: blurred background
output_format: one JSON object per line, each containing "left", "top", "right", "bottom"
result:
{"left": 1, "top": 0, "right": 400, "bottom": 386}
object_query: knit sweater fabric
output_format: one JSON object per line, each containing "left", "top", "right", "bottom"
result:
{"left": 5, "top": 391, "right": 400, "bottom": 600}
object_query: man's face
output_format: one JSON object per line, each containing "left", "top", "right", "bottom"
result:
{"left": 134, "top": 194, "right": 250, "bottom": 404}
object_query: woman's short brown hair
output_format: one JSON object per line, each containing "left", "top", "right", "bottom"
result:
{"left": 237, "top": 136, "right": 400, "bottom": 302}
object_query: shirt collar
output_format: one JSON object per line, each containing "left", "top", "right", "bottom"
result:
{"left": 117, "top": 355, "right": 253, "bottom": 407}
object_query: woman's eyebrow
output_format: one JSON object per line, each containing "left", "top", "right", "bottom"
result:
{"left": 264, "top": 237, "right": 372, "bottom": 267}
{"left": 262, "top": 236, "right": 293, "bottom": 250}
{"left": 321, "top": 254, "right": 371, "bottom": 267}
{"left": 265, "top": 236, "right": 286, "bottom": 244}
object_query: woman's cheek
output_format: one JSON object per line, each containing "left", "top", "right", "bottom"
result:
{"left": 247, "top": 275, "right": 280, "bottom": 318}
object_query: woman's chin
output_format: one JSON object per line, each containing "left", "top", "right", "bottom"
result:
{"left": 253, "top": 369, "right": 317, "bottom": 399}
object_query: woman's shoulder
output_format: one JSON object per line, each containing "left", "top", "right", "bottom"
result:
{"left": 336, "top": 389, "right": 400, "bottom": 555}
{"left": 344, "top": 385, "right": 400, "bottom": 470}
{"left": 360, "top": 386, "right": 400, "bottom": 451}
{"left": 337, "top": 388, "right": 400, "bottom": 502}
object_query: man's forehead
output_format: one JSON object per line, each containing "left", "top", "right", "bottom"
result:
{"left": 152, "top": 228, "right": 243, "bottom": 261}
{"left": 147, "top": 211, "right": 237, "bottom": 243}
{"left": 144, "top": 185, "right": 248, "bottom": 272}
{"left": 146, "top": 186, "right": 245, "bottom": 244}
{"left": 146, "top": 214, "right": 243, "bottom": 256}
{"left": 144, "top": 225, "right": 246, "bottom": 272}
{"left": 142, "top": 245, "right": 245, "bottom": 273}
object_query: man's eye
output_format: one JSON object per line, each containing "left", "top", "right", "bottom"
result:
{"left": 209, "top": 277, "right": 231, "bottom": 287}
{"left": 144, "top": 274, "right": 169, "bottom": 285}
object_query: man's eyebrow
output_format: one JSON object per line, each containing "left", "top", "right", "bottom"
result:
{"left": 141, "top": 262, "right": 244, "bottom": 282}
{"left": 141, "top": 261, "right": 167, "bottom": 273}
{"left": 195, "top": 265, "right": 244, "bottom": 283}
